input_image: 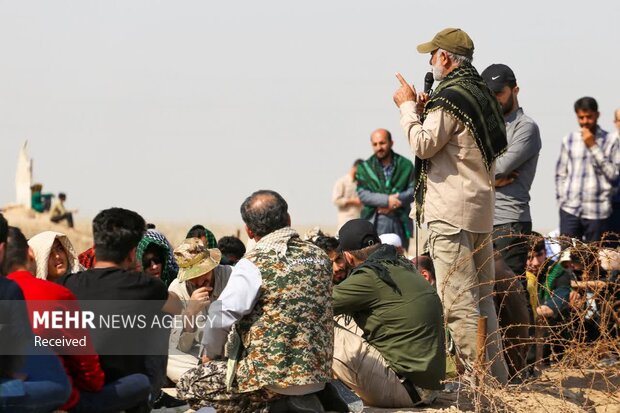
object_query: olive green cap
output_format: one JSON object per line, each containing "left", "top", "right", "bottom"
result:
{"left": 416, "top": 28, "right": 474, "bottom": 58}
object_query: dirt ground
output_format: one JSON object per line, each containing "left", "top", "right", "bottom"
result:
{"left": 156, "top": 366, "right": 620, "bottom": 413}
{"left": 362, "top": 367, "right": 620, "bottom": 413}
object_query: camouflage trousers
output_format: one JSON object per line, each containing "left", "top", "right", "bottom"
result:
{"left": 176, "top": 360, "right": 281, "bottom": 413}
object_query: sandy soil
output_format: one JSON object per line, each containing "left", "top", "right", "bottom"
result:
{"left": 156, "top": 366, "right": 620, "bottom": 413}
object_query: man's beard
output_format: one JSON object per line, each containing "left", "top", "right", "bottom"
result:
{"left": 502, "top": 92, "right": 515, "bottom": 115}
{"left": 375, "top": 150, "right": 389, "bottom": 161}
{"left": 432, "top": 61, "right": 445, "bottom": 81}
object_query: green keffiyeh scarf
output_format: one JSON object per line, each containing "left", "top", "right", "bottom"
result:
{"left": 137, "top": 231, "right": 173, "bottom": 285}
{"left": 414, "top": 62, "right": 507, "bottom": 225}
{"left": 356, "top": 151, "right": 414, "bottom": 238}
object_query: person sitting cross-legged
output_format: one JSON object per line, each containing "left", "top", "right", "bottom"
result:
{"left": 177, "top": 190, "right": 344, "bottom": 412}
{"left": 166, "top": 238, "right": 232, "bottom": 383}
{"left": 5, "top": 226, "right": 151, "bottom": 413}
{"left": 58, "top": 207, "right": 182, "bottom": 411}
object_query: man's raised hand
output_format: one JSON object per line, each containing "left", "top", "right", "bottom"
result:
{"left": 393, "top": 72, "right": 417, "bottom": 107}
{"left": 581, "top": 127, "right": 596, "bottom": 148}
{"left": 187, "top": 286, "right": 212, "bottom": 316}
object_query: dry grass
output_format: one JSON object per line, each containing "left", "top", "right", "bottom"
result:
{"left": 1, "top": 205, "right": 338, "bottom": 254}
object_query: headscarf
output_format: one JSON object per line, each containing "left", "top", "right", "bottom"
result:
{"left": 203, "top": 227, "right": 218, "bottom": 249}
{"left": 136, "top": 229, "right": 179, "bottom": 286}
{"left": 28, "top": 231, "right": 83, "bottom": 280}
{"left": 186, "top": 225, "right": 218, "bottom": 249}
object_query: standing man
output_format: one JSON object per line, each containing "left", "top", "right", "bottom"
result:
{"left": 555, "top": 97, "right": 620, "bottom": 242}
{"left": 481, "top": 64, "right": 541, "bottom": 277}
{"left": 356, "top": 129, "right": 414, "bottom": 250}
{"left": 333, "top": 159, "right": 364, "bottom": 230}
{"left": 609, "top": 108, "right": 620, "bottom": 241}
{"left": 393, "top": 28, "right": 509, "bottom": 383}
{"left": 177, "top": 190, "right": 334, "bottom": 412}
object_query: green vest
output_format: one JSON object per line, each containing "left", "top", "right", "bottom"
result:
{"left": 234, "top": 236, "right": 334, "bottom": 392}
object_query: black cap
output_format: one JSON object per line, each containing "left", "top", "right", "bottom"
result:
{"left": 481, "top": 63, "right": 516, "bottom": 93}
{"left": 337, "top": 219, "right": 381, "bottom": 252}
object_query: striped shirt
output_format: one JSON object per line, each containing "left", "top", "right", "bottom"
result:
{"left": 555, "top": 126, "right": 620, "bottom": 219}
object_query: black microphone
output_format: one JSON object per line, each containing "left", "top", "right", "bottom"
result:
{"left": 424, "top": 72, "right": 434, "bottom": 96}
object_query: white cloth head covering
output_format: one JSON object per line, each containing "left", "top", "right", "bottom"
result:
{"left": 379, "top": 233, "right": 403, "bottom": 248}
{"left": 599, "top": 249, "right": 620, "bottom": 271}
{"left": 27, "top": 231, "right": 82, "bottom": 279}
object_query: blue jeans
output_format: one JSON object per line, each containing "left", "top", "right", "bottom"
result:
{"left": 1, "top": 348, "right": 71, "bottom": 413}
{"left": 607, "top": 202, "right": 620, "bottom": 246}
{"left": 71, "top": 373, "right": 151, "bottom": 413}
{"left": 559, "top": 209, "right": 607, "bottom": 243}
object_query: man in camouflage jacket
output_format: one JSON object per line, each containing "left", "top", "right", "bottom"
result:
{"left": 177, "top": 190, "right": 334, "bottom": 413}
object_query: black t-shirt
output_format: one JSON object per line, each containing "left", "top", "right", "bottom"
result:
{"left": 0, "top": 277, "right": 33, "bottom": 377}
{"left": 59, "top": 267, "right": 168, "bottom": 382}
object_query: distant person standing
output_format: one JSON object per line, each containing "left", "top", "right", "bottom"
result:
{"left": 332, "top": 159, "right": 363, "bottom": 230}
{"left": 555, "top": 97, "right": 620, "bottom": 242}
{"left": 481, "top": 64, "right": 541, "bottom": 277}
{"left": 609, "top": 108, "right": 620, "bottom": 240}
{"left": 50, "top": 193, "right": 75, "bottom": 228}
{"left": 356, "top": 129, "right": 414, "bottom": 249}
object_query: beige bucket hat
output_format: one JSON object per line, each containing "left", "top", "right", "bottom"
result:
{"left": 174, "top": 238, "right": 221, "bottom": 282}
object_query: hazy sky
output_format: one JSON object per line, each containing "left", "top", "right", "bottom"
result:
{"left": 1, "top": 0, "right": 619, "bottom": 230}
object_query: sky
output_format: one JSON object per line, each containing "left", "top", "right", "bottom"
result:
{"left": 1, "top": 0, "right": 619, "bottom": 230}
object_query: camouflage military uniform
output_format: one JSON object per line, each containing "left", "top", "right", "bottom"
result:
{"left": 177, "top": 360, "right": 276, "bottom": 412}
{"left": 177, "top": 227, "right": 334, "bottom": 412}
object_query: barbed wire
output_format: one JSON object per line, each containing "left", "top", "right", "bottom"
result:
{"left": 436, "top": 232, "right": 620, "bottom": 412}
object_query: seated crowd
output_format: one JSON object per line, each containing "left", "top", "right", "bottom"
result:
{"left": 0, "top": 189, "right": 618, "bottom": 412}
